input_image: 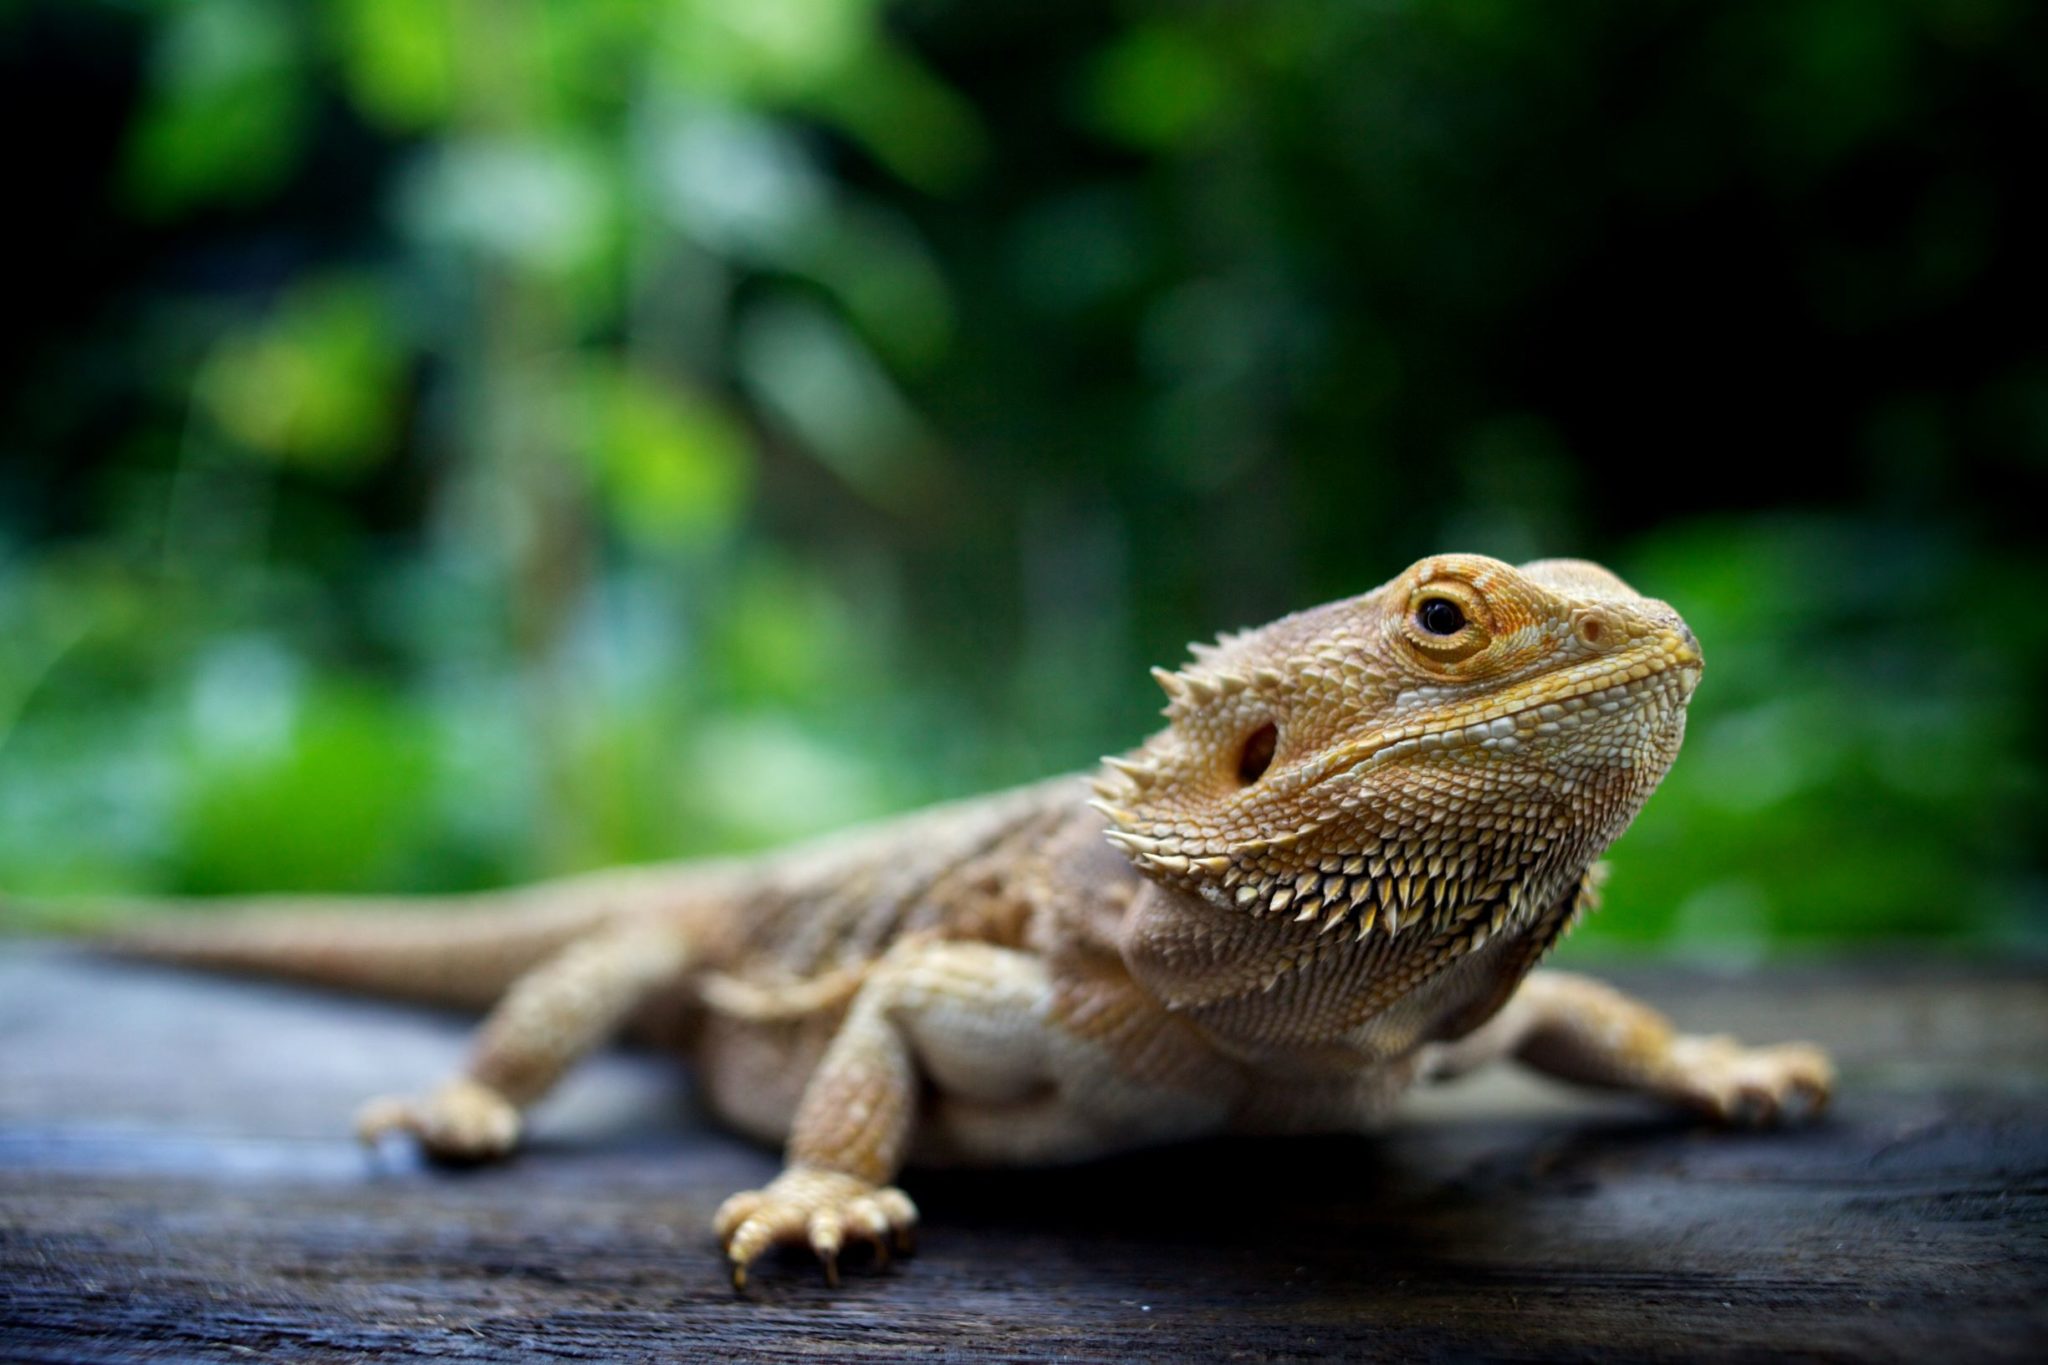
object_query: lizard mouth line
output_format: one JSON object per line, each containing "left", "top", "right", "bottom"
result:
{"left": 1329, "top": 653, "right": 1696, "bottom": 777}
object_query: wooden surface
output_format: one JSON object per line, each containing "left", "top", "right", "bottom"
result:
{"left": 1, "top": 946, "right": 2043, "bottom": 1363}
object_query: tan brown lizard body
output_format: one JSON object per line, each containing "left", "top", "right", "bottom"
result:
{"left": 111, "top": 554, "right": 1833, "bottom": 1288}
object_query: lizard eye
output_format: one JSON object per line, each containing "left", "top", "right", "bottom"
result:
{"left": 1237, "top": 722, "right": 1277, "bottom": 784}
{"left": 1416, "top": 598, "right": 1466, "bottom": 636}
{"left": 1402, "top": 580, "right": 1491, "bottom": 663}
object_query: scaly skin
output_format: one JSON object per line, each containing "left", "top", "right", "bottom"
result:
{"left": 104, "top": 554, "right": 1833, "bottom": 1290}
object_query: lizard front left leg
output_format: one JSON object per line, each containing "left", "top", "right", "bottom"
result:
{"left": 712, "top": 939, "right": 1232, "bottom": 1288}
{"left": 1421, "top": 969, "right": 1834, "bottom": 1125}
{"left": 713, "top": 940, "right": 1043, "bottom": 1288}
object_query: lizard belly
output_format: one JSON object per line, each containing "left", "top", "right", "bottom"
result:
{"left": 694, "top": 1012, "right": 839, "bottom": 1148}
{"left": 915, "top": 1027, "right": 1233, "bottom": 1167}
{"left": 913, "top": 973, "right": 1239, "bottom": 1166}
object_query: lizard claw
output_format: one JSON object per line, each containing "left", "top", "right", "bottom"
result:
{"left": 715, "top": 1166, "right": 917, "bottom": 1290}
{"left": 355, "top": 1079, "right": 521, "bottom": 1162}
{"left": 1670, "top": 1036, "right": 1835, "bottom": 1127}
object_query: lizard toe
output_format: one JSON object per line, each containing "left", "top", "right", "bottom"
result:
{"left": 843, "top": 1194, "right": 891, "bottom": 1242}
{"left": 1755, "top": 1041, "right": 1834, "bottom": 1121}
{"left": 806, "top": 1207, "right": 845, "bottom": 1280}
{"left": 712, "top": 1190, "right": 766, "bottom": 1243}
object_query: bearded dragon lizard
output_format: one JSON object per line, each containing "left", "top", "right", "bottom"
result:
{"left": 109, "top": 554, "right": 1833, "bottom": 1288}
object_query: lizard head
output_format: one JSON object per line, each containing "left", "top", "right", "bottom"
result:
{"left": 1094, "top": 553, "right": 1701, "bottom": 962}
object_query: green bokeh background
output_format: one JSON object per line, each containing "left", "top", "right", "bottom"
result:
{"left": 1, "top": 0, "right": 2042, "bottom": 956}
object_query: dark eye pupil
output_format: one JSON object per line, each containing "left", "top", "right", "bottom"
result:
{"left": 1418, "top": 598, "right": 1466, "bottom": 635}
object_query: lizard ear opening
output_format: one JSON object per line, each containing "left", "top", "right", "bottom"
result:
{"left": 1237, "top": 722, "right": 1278, "bottom": 785}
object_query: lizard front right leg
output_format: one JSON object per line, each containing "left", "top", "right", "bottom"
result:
{"left": 1421, "top": 969, "right": 1834, "bottom": 1124}
{"left": 356, "top": 915, "right": 692, "bottom": 1161}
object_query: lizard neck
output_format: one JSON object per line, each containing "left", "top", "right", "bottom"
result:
{"left": 1104, "top": 698, "right": 1688, "bottom": 1070}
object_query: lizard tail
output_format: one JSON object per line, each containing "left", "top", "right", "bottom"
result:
{"left": 90, "top": 863, "right": 731, "bottom": 1011}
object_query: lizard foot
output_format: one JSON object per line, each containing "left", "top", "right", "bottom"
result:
{"left": 1669, "top": 1035, "right": 1834, "bottom": 1127}
{"left": 355, "top": 1079, "right": 521, "bottom": 1162}
{"left": 714, "top": 1165, "right": 918, "bottom": 1290}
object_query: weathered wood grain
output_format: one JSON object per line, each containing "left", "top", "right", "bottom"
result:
{"left": 2, "top": 947, "right": 2043, "bottom": 1362}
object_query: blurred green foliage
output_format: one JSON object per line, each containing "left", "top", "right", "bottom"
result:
{"left": 0, "top": 0, "right": 2042, "bottom": 954}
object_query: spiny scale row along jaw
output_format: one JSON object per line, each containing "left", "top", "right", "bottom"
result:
{"left": 1093, "top": 552, "right": 1703, "bottom": 950}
